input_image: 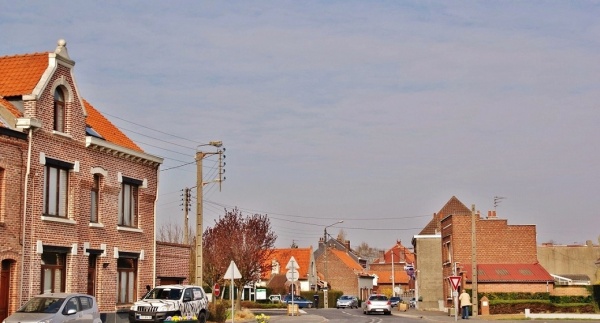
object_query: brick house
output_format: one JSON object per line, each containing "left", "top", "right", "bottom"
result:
{"left": 417, "top": 196, "right": 553, "bottom": 310}
{"left": 156, "top": 242, "right": 192, "bottom": 286}
{"left": 315, "top": 247, "right": 373, "bottom": 299}
{"left": 259, "top": 247, "right": 317, "bottom": 295}
{"left": 0, "top": 40, "right": 162, "bottom": 321}
{"left": 368, "top": 240, "right": 414, "bottom": 297}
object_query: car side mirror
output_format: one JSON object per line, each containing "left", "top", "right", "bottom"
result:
{"left": 183, "top": 296, "right": 192, "bottom": 302}
{"left": 66, "top": 308, "right": 77, "bottom": 315}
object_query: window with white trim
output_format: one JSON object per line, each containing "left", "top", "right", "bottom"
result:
{"left": 118, "top": 177, "right": 141, "bottom": 227}
{"left": 43, "top": 165, "right": 69, "bottom": 217}
{"left": 54, "top": 87, "right": 66, "bottom": 132}
{"left": 90, "top": 174, "right": 100, "bottom": 223}
{"left": 117, "top": 257, "right": 137, "bottom": 304}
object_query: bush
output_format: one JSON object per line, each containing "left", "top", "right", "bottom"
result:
{"left": 208, "top": 302, "right": 227, "bottom": 323}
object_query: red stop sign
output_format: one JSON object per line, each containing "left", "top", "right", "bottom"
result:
{"left": 213, "top": 283, "right": 220, "bottom": 297}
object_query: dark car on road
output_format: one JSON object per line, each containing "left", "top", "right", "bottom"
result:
{"left": 282, "top": 294, "right": 313, "bottom": 308}
{"left": 389, "top": 296, "right": 402, "bottom": 307}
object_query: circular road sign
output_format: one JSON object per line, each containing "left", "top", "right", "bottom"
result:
{"left": 214, "top": 283, "right": 220, "bottom": 297}
{"left": 286, "top": 270, "right": 299, "bottom": 282}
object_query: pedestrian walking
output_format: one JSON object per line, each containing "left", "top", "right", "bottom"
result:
{"left": 459, "top": 290, "right": 472, "bottom": 319}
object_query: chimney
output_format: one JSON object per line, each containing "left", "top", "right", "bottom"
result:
{"left": 345, "top": 240, "right": 351, "bottom": 251}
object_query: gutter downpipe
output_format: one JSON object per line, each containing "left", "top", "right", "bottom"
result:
{"left": 19, "top": 127, "right": 34, "bottom": 305}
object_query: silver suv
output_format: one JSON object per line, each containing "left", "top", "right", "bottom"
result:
{"left": 2, "top": 293, "right": 102, "bottom": 323}
{"left": 129, "top": 285, "right": 209, "bottom": 323}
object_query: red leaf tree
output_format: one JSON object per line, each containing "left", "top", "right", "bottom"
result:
{"left": 202, "top": 208, "right": 277, "bottom": 308}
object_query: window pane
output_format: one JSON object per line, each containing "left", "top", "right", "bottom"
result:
{"left": 58, "top": 169, "right": 67, "bottom": 216}
{"left": 90, "top": 190, "right": 97, "bottom": 222}
{"left": 55, "top": 269, "right": 62, "bottom": 292}
{"left": 123, "top": 184, "right": 131, "bottom": 226}
{"left": 48, "top": 167, "right": 58, "bottom": 215}
{"left": 127, "top": 272, "right": 134, "bottom": 303}
{"left": 119, "top": 272, "right": 126, "bottom": 303}
{"left": 43, "top": 269, "right": 52, "bottom": 293}
{"left": 118, "top": 185, "right": 123, "bottom": 224}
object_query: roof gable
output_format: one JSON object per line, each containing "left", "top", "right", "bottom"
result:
{"left": 262, "top": 247, "right": 313, "bottom": 280}
{"left": 419, "top": 196, "right": 471, "bottom": 235}
{"left": 0, "top": 53, "right": 48, "bottom": 96}
{"left": 331, "top": 249, "right": 363, "bottom": 271}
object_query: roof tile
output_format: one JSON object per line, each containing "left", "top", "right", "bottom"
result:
{"left": 0, "top": 53, "right": 48, "bottom": 96}
{"left": 84, "top": 99, "right": 142, "bottom": 152}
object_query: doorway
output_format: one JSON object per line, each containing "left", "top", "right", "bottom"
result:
{"left": 0, "top": 260, "right": 13, "bottom": 322}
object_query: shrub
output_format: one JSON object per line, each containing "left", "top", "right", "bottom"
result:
{"left": 207, "top": 302, "right": 227, "bottom": 323}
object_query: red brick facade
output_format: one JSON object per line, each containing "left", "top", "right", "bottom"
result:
{"left": 0, "top": 40, "right": 162, "bottom": 318}
{"left": 156, "top": 242, "right": 191, "bottom": 285}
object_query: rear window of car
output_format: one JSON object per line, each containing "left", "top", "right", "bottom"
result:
{"left": 369, "top": 295, "right": 388, "bottom": 301}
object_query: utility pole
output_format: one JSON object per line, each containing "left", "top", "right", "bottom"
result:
{"left": 195, "top": 141, "right": 225, "bottom": 287}
{"left": 471, "top": 204, "right": 478, "bottom": 316}
{"left": 183, "top": 188, "right": 190, "bottom": 244}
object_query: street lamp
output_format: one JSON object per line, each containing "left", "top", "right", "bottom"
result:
{"left": 323, "top": 220, "right": 343, "bottom": 285}
{"left": 195, "top": 141, "right": 225, "bottom": 287}
{"left": 322, "top": 220, "right": 342, "bottom": 309}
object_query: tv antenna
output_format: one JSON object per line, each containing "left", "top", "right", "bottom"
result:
{"left": 493, "top": 196, "right": 506, "bottom": 210}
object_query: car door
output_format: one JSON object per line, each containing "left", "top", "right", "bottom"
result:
{"left": 77, "top": 296, "right": 97, "bottom": 323}
{"left": 60, "top": 296, "right": 83, "bottom": 323}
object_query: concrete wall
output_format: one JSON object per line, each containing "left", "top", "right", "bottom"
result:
{"left": 538, "top": 242, "right": 600, "bottom": 283}
{"left": 414, "top": 234, "right": 443, "bottom": 310}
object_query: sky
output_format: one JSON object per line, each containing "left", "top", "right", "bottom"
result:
{"left": 1, "top": 1, "right": 599, "bottom": 250}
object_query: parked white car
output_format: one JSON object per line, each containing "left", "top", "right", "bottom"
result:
{"left": 362, "top": 294, "right": 392, "bottom": 315}
{"left": 3, "top": 293, "right": 102, "bottom": 323}
{"left": 129, "top": 285, "right": 209, "bottom": 323}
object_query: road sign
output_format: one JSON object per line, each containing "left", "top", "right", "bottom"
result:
{"left": 224, "top": 260, "right": 242, "bottom": 279}
{"left": 286, "top": 256, "right": 300, "bottom": 270}
{"left": 449, "top": 276, "right": 461, "bottom": 290}
{"left": 286, "top": 269, "right": 299, "bottom": 282}
{"left": 213, "top": 283, "right": 220, "bottom": 297}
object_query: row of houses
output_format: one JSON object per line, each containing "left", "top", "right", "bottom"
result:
{"left": 258, "top": 196, "right": 599, "bottom": 312}
{"left": 2, "top": 40, "right": 598, "bottom": 322}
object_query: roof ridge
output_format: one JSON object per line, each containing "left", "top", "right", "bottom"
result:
{"left": 0, "top": 52, "right": 49, "bottom": 59}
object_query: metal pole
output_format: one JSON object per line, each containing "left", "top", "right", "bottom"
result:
{"left": 195, "top": 152, "right": 204, "bottom": 286}
{"left": 391, "top": 252, "right": 395, "bottom": 296}
{"left": 471, "top": 204, "right": 478, "bottom": 316}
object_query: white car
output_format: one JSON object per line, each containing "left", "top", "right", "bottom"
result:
{"left": 3, "top": 293, "right": 102, "bottom": 323}
{"left": 336, "top": 295, "right": 358, "bottom": 309}
{"left": 362, "top": 294, "right": 392, "bottom": 315}
{"left": 129, "top": 285, "right": 209, "bottom": 323}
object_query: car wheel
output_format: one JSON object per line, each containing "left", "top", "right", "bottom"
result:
{"left": 197, "top": 311, "right": 207, "bottom": 323}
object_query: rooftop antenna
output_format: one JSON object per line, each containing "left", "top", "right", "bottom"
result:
{"left": 493, "top": 196, "right": 506, "bottom": 211}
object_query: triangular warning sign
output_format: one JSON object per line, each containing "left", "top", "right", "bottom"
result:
{"left": 449, "top": 276, "right": 461, "bottom": 290}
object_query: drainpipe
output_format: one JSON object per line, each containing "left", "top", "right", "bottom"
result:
{"left": 19, "top": 127, "right": 33, "bottom": 304}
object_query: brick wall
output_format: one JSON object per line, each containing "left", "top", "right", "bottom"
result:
{"left": 0, "top": 130, "right": 28, "bottom": 316}
{"left": 156, "top": 242, "right": 191, "bottom": 285}
{"left": 316, "top": 249, "right": 358, "bottom": 296}
{"left": 551, "top": 286, "right": 590, "bottom": 296}
{"left": 1, "top": 54, "right": 160, "bottom": 315}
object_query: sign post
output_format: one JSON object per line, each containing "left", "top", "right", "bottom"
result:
{"left": 286, "top": 257, "right": 300, "bottom": 316}
{"left": 448, "top": 276, "right": 461, "bottom": 322}
{"left": 213, "top": 283, "right": 220, "bottom": 298}
{"left": 224, "top": 261, "right": 241, "bottom": 323}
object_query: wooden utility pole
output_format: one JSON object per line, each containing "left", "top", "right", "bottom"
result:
{"left": 471, "top": 204, "right": 478, "bottom": 316}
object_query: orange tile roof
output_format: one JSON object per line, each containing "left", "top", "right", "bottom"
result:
{"left": 369, "top": 270, "right": 409, "bottom": 284}
{"left": 0, "top": 97, "right": 22, "bottom": 118}
{"left": 262, "top": 247, "right": 313, "bottom": 280}
{"left": 461, "top": 263, "right": 553, "bottom": 283}
{"left": 0, "top": 53, "right": 48, "bottom": 96}
{"left": 84, "top": 99, "right": 142, "bottom": 152}
{"left": 331, "top": 249, "right": 363, "bottom": 272}
{"left": 373, "top": 242, "right": 415, "bottom": 264}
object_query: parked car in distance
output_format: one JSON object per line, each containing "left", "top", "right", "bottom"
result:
{"left": 129, "top": 285, "right": 209, "bottom": 323}
{"left": 389, "top": 296, "right": 402, "bottom": 307}
{"left": 268, "top": 294, "right": 282, "bottom": 303}
{"left": 3, "top": 293, "right": 102, "bottom": 323}
{"left": 282, "top": 294, "right": 313, "bottom": 308}
{"left": 336, "top": 295, "right": 358, "bottom": 309}
{"left": 362, "top": 294, "right": 391, "bottom": 315}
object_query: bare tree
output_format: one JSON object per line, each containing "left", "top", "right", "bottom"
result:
{"left": 202, "top": 208, "right": 277, "bottom": 309}
{"left": 157, "top": 222, "right": 184, "bottom": 243}
{"left": 336, "top": 229, "right": 347, "bottom": 242}
{"left": 354, "top": 241, "right": 382, "bottom": 263}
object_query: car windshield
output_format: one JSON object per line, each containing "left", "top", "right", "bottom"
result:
{"left": 145, "top": 288, "right": 183, "bottom": 300}
{"left": 340, "top": 296, "right": 352, "bottom": 300}
{"left": 369, "top": 295, "right": 388, "bottom": 301}
{"left": 18, "top": 297, "right": 65, "bottom": 313}
{"left": 391, "top": 297, "right": 400, "bottom": 301}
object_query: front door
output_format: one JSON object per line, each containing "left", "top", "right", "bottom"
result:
{"left": 0, "top": 260, "right": 12, "bottom": 322}
{"left": 87, "top": 255, "right": 97, "bottom": 296}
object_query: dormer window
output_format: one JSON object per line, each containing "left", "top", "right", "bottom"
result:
{"left": 54, "top": 88, "right": 65, "bottom": 132}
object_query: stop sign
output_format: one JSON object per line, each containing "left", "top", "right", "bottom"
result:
{"left": 213, "top": 283, "right": 220, "bottom": 297}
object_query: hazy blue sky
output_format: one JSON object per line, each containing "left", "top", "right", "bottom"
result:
{"left": 2, "top": 1, "right": 599, "bottom": 250}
